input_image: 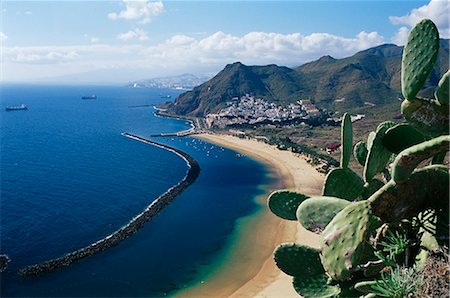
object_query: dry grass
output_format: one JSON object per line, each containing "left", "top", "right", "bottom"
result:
{"left": 415, "top": 248, "right": 450, "bottom": 298}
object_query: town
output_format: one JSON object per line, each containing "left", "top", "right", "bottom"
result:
{"left": 205, "top": 95, "right": 325, "bottom": 128}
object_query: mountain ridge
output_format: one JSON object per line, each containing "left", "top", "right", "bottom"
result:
{"left": 167, "top": 40, "right": 449, "bottom": 117}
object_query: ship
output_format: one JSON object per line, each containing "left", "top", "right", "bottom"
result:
{"left": 82, "top": 95, "right": 97, "bottom": 100}
{"left": 5, "top": 104, "right": 28, "bottom": 111}
{"left": 160, "top": 95, "right": 171, "bottom": 99}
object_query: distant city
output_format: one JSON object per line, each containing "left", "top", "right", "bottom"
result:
{"left": 128, "top": 73, "right": 210, "bottom": 90}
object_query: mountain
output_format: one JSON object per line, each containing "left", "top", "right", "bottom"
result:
{"left": 128, "top": 73, "right": 210, "bottom": 90}
{"left": 167, "top": 40, "right": 449, "bottom": 117}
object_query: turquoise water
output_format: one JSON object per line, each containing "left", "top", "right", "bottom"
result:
{"left": 0, "top": 84, "right": 271, "bottom": 297}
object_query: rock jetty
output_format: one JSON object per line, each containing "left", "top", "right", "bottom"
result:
{"left": 19, "top": 133, "right": 200, "bottom": 277}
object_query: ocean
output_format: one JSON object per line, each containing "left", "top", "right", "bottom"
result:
{"left": 0, "top": 84, "right": 273, "bottom": 297}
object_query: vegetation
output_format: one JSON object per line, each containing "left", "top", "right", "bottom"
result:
{"left": 267, "top": 19, "right": 449, "bottom": 297}
{"left": 167, "top": 41, "right": 448, "bottom": 117}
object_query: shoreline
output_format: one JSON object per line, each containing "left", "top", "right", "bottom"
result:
{"left": 19, "top": 133, "right": 200, "bottom": 277}
{"left": 176, "top": 133, "right": 324, "bottom": 297}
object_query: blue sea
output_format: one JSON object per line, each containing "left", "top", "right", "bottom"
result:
{"left": 0, "top": 84, "right": 272, "bottom": 297}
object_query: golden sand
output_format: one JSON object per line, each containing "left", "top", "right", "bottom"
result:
{"left": 176, "top": 133, "right": 324, "bottom": 297}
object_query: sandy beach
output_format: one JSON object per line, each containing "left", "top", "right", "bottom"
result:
{"left": 176, "top": 133, "right": 324, "bottom": 297}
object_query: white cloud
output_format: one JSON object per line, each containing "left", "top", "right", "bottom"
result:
{"left": 24, "top": 11, "right": 33, "bottom": 15}
{"left": 13, "top": 50, "right": 79, "bottom": 63}
{"left": 117, "top": 28, "right": 149, "bottom": 41}
{"left": 2, "top": 30, "right": 385, "bottom": 82}
{"left": 84, "top": 34, "right": 100, "bottom": 43}
{"left": 391, "top": 26, "right": 410, "bottom": 45}
{"left": 0, "top": 32, "right": 8, "bottom": 42}
{"left": 389, "top": 0, "right": 450, "bottom": 44}
{"left": 108, "top": 0, "right": 164, "bottom": 24}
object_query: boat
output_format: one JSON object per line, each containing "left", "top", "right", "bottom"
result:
{"left": 160, "top": 95, "right": 171, "bottom": 99}
{"left": 82, "top": 95, "right": 97, "bottom": 100}
{"left": 5, "top": 104, "right": 28, "bottom": 111}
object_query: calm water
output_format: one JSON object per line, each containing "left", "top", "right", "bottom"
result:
{"left": 0, "top": 84, "right": 271, "bottom": 297}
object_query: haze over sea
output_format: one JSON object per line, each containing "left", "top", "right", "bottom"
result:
{"left": 0, "top": 84, "right": 272, "bottom": 297}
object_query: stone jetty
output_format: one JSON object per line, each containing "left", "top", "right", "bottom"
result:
{"left": 19, "top": 133, "right": 200, "bottom": 277}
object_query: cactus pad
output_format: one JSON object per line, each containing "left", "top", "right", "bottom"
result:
{"left": 354, "top": 141, "right": 368, "bottom": 166}
{"left": 320, "top": 201, "right": 378, "bottom": 281}
{"left": 369, "top": 165, "right": 450, "bottom": 221}
{"left": 268, "top": 190, "right": 309, "bottom": 220}
{"left": 296, "top": 196, "right": 350, "bottom": 233}
{"left": 323, "top": 168, "right": 364, "bottom": 200}
{"left": 382, "top": 123, "right": 426, "bottom": 154}
{"left": 392, "top": 135, "right": 450, "bottom": 183}
{"left": 354, "top": 280, "right": 378, "bottom": 294}
{"left": 361, "top": 179, "right": 384, "bottom": 199}
{"left": 341, "top": 113, "right": 353, "bottom": 169}
{"left": 435, "top": 70, "right": 450, "bottom": 105}
{"left": 363, "top": 121, "right": 395, "bottom": 182}
{"left": 401, "top": 98, "right": 449, "bottom": 137}
{"left": 273, "top": 243, "right": 324, "bottom": 277}
{"left": 402, "top": 19, "right": 440, "bottom": 100}
{"left": 293, "top": 274, "right": 341, "bottom": 298}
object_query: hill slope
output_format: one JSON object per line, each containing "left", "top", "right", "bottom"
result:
{"left": 167, "top": 40, "right": 449, "bottom": 117}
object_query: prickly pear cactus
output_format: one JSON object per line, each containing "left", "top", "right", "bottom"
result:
{"left": 341, "top": 113, "right": 353, "bottom": 169}
{"left": 354, "top": 141, "right": 368, "bottom": 166}
{"left": 382, "top": 123, "right": 425, "bottom": 154}
{"left": 296, "top": 196, "right": 350, "bottom": 233}
{"left": 274, "top": 243, "right": 324, "bottom": 277}
{"left": 320, "top": 201, "right": 380, "bottom": 281}
{"left": 363, "top": 121, "right": 395, "bottom": 182}
{"left": 392, "top": 135, "right": 449, "bottom": 183}
{"left": 435, "top": 70, "right": 449, "bottom": 105}
{"left": 266, "top": 18, "right": 449, "bottom": 298}
{"left": 293, "top": 274, "right": 341, "bottom": 298}
{"left": 323, "top": 168, "right": 364, "bottom": 200}
{"left": 369, "top": 165, "right": 449, "bottom": 221}
{"left": 401, "top": 19, "right": 440, "bottom": 100}
{"left": 401, "top": 98, "right": 449, "bottom": 137}
{"left": 268, "top": 190, "right": 309, "bottom": 220}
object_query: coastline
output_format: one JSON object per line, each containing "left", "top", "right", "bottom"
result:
{"left": 19, "top": 133, "right": 200, "bottom": 277}
{"left": 176, "top": 133, "right": 324, "bottom": 297}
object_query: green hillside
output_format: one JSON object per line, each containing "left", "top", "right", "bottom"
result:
{"left": 166, "top": 40, "right": 449, "bottom": 117}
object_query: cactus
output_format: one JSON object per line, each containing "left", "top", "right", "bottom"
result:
{"left": 382, "top": 123, "right": 426, "bottom": 154}
{"left": 391, "top": 135, "right": 449, "bottom": 183}
{"left": 274, "top": 243, "right": 324, "bottom": 277}
{"left": 320, "top": 201, "right": 380, "bottom": 281}
{"left": 401, "top": 98, "right": 449, "bottom": 137}
{"left": 296, "top": 196, "right": 350, "bottom": 233}
{"left": 361, "top": 179, "right": 384, "bottom": 199}
{"left": 267, "top": 18, "right": 449, "bottom": 297}
{"left": 323, "top": 168, "right": 364, "bottom": 200}
{"left": 268, "top": 190, "right": 309, "bottom": 220}
{"left": 401, "top": 19, "right": 440, "bottom": 100}
{"left": 369, "top": 165, "right": 449, "bottom": 222}
{"left": 340, "top": 113, "right": 353, "bottom": 169}
{"left": 354, "top": 141, "right": 368, "bottom": 166}
{"left": 293, "top": 274, "right": 341, "bottom": 298}
{"left": 435, "top": 70, "right": 449, "bottom": 105}
{"left": 363, "top": 121, "right": 395, "bottom": 182}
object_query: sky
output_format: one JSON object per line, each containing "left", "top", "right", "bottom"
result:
{"left": 1, "top": 0, "right": 449, "bottom": 84}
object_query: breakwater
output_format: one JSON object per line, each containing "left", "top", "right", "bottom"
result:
{"left": 19, "top": 133, "right": 200, "bottom": 277}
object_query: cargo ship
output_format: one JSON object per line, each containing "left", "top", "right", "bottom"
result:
{"left": 5, "top": 104, "right": 28, "bottom": 111}
{"left": 81, "top": 95, "right": 97, "bottom": 99}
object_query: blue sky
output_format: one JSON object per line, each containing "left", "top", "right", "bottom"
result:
{"left": 1, "top": 1, "right": 449, "bottom": 84}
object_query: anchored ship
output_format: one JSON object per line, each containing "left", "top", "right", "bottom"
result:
{"left": 5, "top": 104, "right": 28, "bottom": 111}
{"left": 81, "top": 95, "right": 97, "bottom": 100}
